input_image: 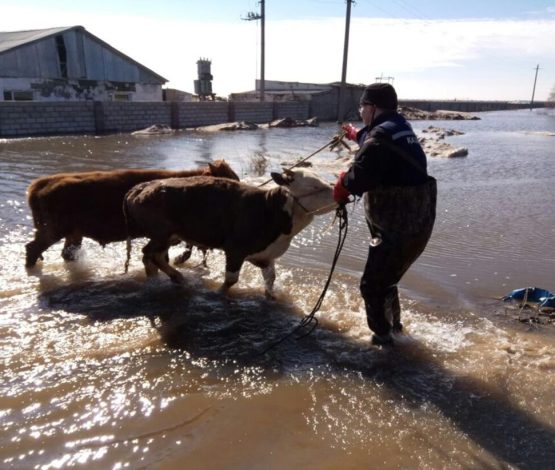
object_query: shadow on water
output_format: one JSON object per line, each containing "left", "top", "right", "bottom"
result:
{"left": 38, "top": 277, "right": 555, "bottom": 469}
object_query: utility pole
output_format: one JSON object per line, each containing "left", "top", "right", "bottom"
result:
{"left": 243, "top": 1, "right": 265, "bottom": 102}
{"left": 530, "top": 64, "right": 540, "bottom": 110}
{"left": 337, "top": 0, "right": 354, "bottom": 122}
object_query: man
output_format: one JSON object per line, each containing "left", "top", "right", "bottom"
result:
{"left": 334, "top": 83, "right": 437, "bottom": 346}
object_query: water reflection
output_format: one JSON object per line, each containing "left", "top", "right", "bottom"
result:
{"left": 24, "top": 272, "right": 555, "bottom": 469}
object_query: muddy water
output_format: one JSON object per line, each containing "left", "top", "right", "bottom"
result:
{"left": 1, "top": 110, "right": 554, "bottom": 469}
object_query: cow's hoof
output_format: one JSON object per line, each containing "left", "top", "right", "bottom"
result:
{"left": 25, "top": 253, "right": 41, "bottom": 268}
{"left": 62, "top": 246, "right": 80, "bottom": 262}
{"left": 170, "top": 273, "right": 185, "bottom": 284}
{"left": 173, "top": 251, "right": 191, "bottom": 265}
{"left": 218, "top": 285, "right": 231, "bottom": 296}
{"left": 264, "top": 291, "right": 276, "bottom": 301}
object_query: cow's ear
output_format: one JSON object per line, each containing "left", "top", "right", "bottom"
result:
{"left": 208, "top": 162, "right": 217, "bottom": 173}
{"left": 271, "top": 170, "right": 294, "bottom": 186}
{"left": 271, "top": 172, "right": 288, "bottom": 186}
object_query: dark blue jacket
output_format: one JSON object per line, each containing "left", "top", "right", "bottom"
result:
{"left": 342, "top": 111, "right": 428, "bottom": 196}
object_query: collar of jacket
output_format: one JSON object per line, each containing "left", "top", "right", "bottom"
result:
{"left": 356, "top": 110, "right": 399, "bottom": 141}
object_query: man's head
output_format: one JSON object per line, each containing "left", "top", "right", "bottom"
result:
{"left": 359, "top": 82, "right": 398, "bottom": 126}
{"left": 359, "top": 83, "right": 398, "bottom": 110}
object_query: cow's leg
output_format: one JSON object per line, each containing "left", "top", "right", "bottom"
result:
{"left": 143, "top": 239, "right": 184, "bottom": 284}
{"left": 141, "top": 240, "right": 160, "bottom": 277}
{"left": 261, "top": 261, "right": 276, "bottom": 299}
{"left": 221, "top": 253, "right": 244, "bottom": 293}
{"left": 201, "top": 248, "right": 209, "bottom": 267}
{"left": 155, "top": 248, "right": 185, "bottom": 284}
{"left": 250, "top": 259, "right": 276, "bottom": 299}
{"left": 25, "top": 230, "right": 60, "bottom": 267}
{"left": 173, "top": 243, "right": 193, "bottom": 265}
{"left": 61, "top": 233, "right": 83, "bottom": 261}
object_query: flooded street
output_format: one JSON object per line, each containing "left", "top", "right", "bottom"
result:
{"left": 1, "top": 110, "right": 554, "bottom": 469}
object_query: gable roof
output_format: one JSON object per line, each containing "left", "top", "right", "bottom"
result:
{"left": 0, "top": 25, "right": 167, "bottom": 83}
{"left": 0, "top": 26, "right": 72, "bottom": 54}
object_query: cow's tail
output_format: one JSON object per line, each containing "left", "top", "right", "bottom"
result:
{"left": 122, "top": 193, "right": 132, "bottom": 274}
{"left": 27, "top": 181, "right": 45, "bottom": 228}
{"left": 124, "top": 237, "right": 132, "bottom": 274}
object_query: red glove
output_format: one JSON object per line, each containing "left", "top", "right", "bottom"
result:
{"left": 333, "top": 171, "right": 350, "bottom": 204}
{"left": 341, "top": 123, "right": 358, "bottom": 141}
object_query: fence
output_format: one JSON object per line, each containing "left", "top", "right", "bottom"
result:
{"left": 0, "top": 98, "right": 545, "bottom": 138}
{"left": 0, "top": 100, "right": 311, "bottom": 137}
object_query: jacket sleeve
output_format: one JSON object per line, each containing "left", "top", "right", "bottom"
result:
{"left": 342, "top": 135, "right": 389, "bottom": 196}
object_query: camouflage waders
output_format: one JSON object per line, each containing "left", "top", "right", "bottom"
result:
{"left": 360, "top": 177, "right": 437, "bottom": 336}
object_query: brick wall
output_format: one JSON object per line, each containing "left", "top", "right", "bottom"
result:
{"left": 101, "top": 102, "right": 171, "bottom": 132}
{"left": 233, "top": 102, "right": 274, "bottom": 123}
{"left": 0, "top": 102, "right": 95, "bottom": 137}
{"left": 1, "top": 98, "right": 540, "bottom": 138}
{"left": 0, "top": 100, "right": 311, "bottom": 137}
{"left": 275, "top": 102, "right": 310, "bottom": 120}
{"left": 177, "top": 102, "right": 229, "bottom": 128}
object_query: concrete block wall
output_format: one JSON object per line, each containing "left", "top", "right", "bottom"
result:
{"left": 101, "top": 102, "right": 171, "bottom": 132}
{"left": 398, "top": 100, "right": 535, "bottom": 112}
{"left": 274, "top": 101, "right": 310, "bottom": 120}
{"left": 310, "top": 91, "right": 338, "bottom": 121}
{"left": 1, "top": 99, "right": 541, "bottom": 138}
{"left": 0, "top": 101, "right": 95, "bottom": 137}
{"left": 233, "top": 102, "right": 274, "bottom": 123}
{"left": 178, "top": 102, "right": 229, "bottom": 127}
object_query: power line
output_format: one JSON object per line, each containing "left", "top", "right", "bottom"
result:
{"left": 389, "top": 0, "right": 428, "bottom": 20}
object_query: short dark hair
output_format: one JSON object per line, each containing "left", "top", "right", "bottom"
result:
{"left": 360, "top": 83, "right": 398, "bottom": 110}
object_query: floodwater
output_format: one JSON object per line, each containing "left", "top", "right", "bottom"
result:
{"left": 1, "top": 109, "right": 554, "bottom": 469}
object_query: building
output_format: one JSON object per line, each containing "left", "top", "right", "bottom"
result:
{"left": 230, "top": 80, "right": 367, "bottom": 120}
{"left": 229, "top": 79, "right": 332, "bottom": 102}
{"left": 0, "top": 26, "right": 167, "bottom": 102}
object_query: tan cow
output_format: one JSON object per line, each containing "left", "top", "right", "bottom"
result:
{"left": 25, "top": 160, "right": 239, "bottom": 267}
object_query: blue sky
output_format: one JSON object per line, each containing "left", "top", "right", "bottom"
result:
{"left": 1, "top": 1, "right": 554, "bottom": 100}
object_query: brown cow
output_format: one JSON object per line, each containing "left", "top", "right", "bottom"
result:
{"left": 123, "top": 169, "right": 336, "bottom": 297}
{"left": 25, "top": 160, "right": 239, "bottom": 267}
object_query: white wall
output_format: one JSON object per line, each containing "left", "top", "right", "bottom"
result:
{"left": 0, "top": 78, "right": 163, "bottom": 101}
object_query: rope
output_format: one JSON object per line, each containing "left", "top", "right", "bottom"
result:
{"left": 258, "top": 203, "right": 349, "bottom": 355}
{"left": 258, "top": 132, "right": 347, "bottom": 187}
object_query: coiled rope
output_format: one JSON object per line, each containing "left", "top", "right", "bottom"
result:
{"left": 258, "top": 203, "right": 349, "bottom": 355}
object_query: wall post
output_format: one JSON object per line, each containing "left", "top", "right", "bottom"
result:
{"left": 170, "top": 101, "right": 180, "bottom": 129}
{"left": 93, "top": 101, "right": 105, "bottom": 134}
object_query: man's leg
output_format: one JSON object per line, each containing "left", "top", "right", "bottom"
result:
{"left": 360, "top": 239, "right": 401, "bottom": 341}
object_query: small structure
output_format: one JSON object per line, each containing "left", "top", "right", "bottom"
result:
{"left": 229, "top": 79, "right": 366, "bottom": 120}
{"left": 194, "top": 58, "right": 215, "bottom": 101}
{"left": 0, "top": 26, "right": 167, "bottom": 101}
{"left": 163, "top": 88, "right": 194, "bottom": 102}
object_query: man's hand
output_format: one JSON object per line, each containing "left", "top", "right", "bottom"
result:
{"left": 333, "top": 171, "right": 351, "bottom": 204}
{"left": 341, "top": 123, "right": 358, "bottom": 141}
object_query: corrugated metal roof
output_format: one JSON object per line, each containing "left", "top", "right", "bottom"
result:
{"left": 0, "top": 25, "right": 167, "bottom": 83}
{"left": 0, "top": 26, "right": 74, "bottom": 54}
